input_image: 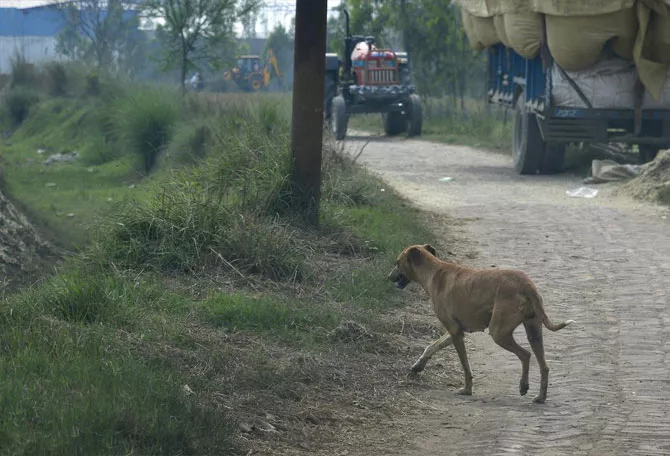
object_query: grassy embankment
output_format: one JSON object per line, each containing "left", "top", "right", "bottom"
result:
{"left": 0, "top": 62, "right": 442, "bottom": 454}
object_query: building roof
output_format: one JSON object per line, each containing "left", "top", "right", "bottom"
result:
{"left": 0, "top": 2, "right": 139, "bottom": 37}
{"left": 0, "top": 4, "right": 66, "bottom": 36}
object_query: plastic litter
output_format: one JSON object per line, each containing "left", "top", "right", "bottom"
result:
{"left": 566, "top": 187, "right": 598, "bottom": 198}
{"left": 439, "top": 177, "right": 454, "bottom": 182}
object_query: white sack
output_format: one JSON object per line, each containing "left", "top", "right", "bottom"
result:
{"left": 551, "top": 57, "right": 638, "bottom": 108}
{"left": 643, "top": 70, "right": 670, "bottom": 108}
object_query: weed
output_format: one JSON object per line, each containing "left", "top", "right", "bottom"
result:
{"left": 95, "top": 185, "right": 310, "bottom": 280}
{"left": 112, "top": 86, "right": 179, "bottom": 173}
{"left": 9, "top": 53, "right": 38, "bottom": 88}
{"left": 165, "top": 121, "right": 211, "bottom": 165}
{"left": 44, "top": 62, "right": 68, "bottom": 96}
{"left": 85, "top": 71, "right": 101, "bottom": 96}
{"left": 4, "top": 88, "right": 40, "bottom": 125}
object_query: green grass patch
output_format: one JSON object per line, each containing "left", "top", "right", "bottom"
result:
{"left": 202, "top": 292, "right": 339, "bottom": 333}
{"left": 0, "top": 311, "right": 235, "bottom": 455}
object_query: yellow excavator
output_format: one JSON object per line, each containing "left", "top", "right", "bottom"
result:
{"left": 223, "top": 48, "right": 285, "bottom": 92}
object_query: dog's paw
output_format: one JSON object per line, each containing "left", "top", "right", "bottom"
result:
{"left": 456, "top": 387, "right": 472, "bottom": 396}
{"left": 532, "top": 395, "right": 546, "bottom": 404}
{"left": 410, "top": 362, "right": 426, "bottom": 373}
{"left": 519, "top": 382, "right": 529, "bottom": 396}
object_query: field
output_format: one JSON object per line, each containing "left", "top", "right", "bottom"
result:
{"left": 0, "top": 61, "right": 457, "bottom": 455}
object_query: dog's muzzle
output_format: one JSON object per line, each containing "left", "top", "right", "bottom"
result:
{"left": 388, "top": 267, "right": 411, "bottom": 289}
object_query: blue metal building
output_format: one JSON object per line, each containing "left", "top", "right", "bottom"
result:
{"left": 0, "top": 1, "right": 139, "bottom": 73}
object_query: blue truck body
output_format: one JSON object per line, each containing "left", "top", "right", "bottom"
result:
{"left": 487, "top": 43, "right": 670, "bottom": 174}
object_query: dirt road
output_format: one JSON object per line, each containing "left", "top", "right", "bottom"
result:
{"left": 345, "top": 133, "right": 670, "bottom": 456}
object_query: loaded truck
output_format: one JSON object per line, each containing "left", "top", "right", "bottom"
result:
{"left": 323, "top": 9, "right": 422, "bottom": 140}
{"left": 455, "top": 0, "right": 670, "bottom": 175}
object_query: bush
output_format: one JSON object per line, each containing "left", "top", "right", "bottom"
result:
{"left": 85, "top": 71, "right": 101, "bottom": 96}
{"left": 165, "top": 121, "right": 211, "bottom": 165}
{"left": 4, "top": 88, "right": 40, "bottom": 125}
{"left": 112, "top": 87, "right": 180, "bottom": 173}
{"left": 95, "top": 183, "right": 310, "bottom": 280}
{"left": 9, "top": 53, "right": 37, "bottom": 88}
{"left": 44, "top": 62, "right": 68, "bottom": 96}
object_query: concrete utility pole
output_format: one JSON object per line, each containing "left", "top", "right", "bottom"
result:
{"left": 289, "top": 0, "right": 328, "bottom": 225}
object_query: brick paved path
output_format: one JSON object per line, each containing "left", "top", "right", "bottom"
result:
{"left": 349, "top": 134, "right": 670, "bottom": 456}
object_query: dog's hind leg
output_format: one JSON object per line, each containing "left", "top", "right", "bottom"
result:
{"left": 451, "top": 332, "right": 473, "bottom": 395}
{"left": 411, "top": 333, "right": 453, "bottom": 373}
{"left": 524, "top": 320, "right": 549, "bottom": 404}
{"left": 489, "top": 304, "right": 531, "bottom": 397}
{"left": 489, "top": 330, "right": 531, "bottom": 396}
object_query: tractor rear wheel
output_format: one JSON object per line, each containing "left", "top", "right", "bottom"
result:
{"left": 332, "top": 96, "right": 348, "bottom": 140}
{"left": 383, "top": 111, "right": 405, "bottom": 136}
{"left": 407, "top": 94, "right": 423, "bottom": 137}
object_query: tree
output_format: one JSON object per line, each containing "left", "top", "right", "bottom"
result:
{"left": 325, "top": 3, "right": 346, "bottom": 55}
{"left": 55, "top": 0, "right": 141, "bottom": 71}
{"left": 142, "top": 0, "right": 261, "bottom": 92}
{"left": 240, "top": 8, "right": 258, "bottom": 39}
{"left": 263, "top": 24, "right": 293, "bottom": 88}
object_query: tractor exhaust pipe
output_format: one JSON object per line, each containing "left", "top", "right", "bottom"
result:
{"left": 343, "top": 8, "right": 350, "bottom": 37}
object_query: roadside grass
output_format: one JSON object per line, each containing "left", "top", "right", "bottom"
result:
{"left": 349, "top": 96, "right": 513, "bottom": 151}
{"left": 0, "top": 63, "right": 441, "bottom": 454}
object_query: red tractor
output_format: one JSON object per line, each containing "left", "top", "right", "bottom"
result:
{"left": 324, "top": 9, "right": 422, "bottom": 140}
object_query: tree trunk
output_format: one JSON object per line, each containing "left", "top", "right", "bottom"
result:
{"left": 289, "top": 0, "right": 328, "bottom": 225}
{"left": 180, "top": 40, "right": 188, "bottom": 94}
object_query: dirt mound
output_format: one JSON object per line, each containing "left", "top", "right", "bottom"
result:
{"left": 619, "top": 149, "right": 670, "bottom": 204}
{"left": 0, "top": 187, "right": 55, "bottom": 281}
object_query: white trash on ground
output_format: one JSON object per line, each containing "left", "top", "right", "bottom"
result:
{"left": 566, "top": 187, "right": 599, "bottom": 198}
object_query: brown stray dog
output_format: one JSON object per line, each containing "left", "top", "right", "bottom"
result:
{"left": 388, "top": 244, "right": 574, "bottom": 404}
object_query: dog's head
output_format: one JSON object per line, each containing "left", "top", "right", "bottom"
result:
{"left": 388, "top": 244, "right": 437, "bottom": 289}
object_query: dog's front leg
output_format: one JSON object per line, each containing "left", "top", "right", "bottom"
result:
{"left": 452, "top": 332, "right": 473, "bottom": 395}
{"left": 411, "top": 333, "right": 453, "bottom": 373}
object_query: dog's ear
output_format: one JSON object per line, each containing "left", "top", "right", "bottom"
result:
{"left": 423, "top": 244, "right": 436, "bottom": 257}
{"left": 407, "top": 246, "right": 423, "bottom": 265}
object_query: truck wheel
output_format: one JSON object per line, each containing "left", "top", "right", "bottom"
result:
{"left": 539, "top": 142, "right": 566, "bottom": 174}
{"left": 513, "top": 96, "right": 543, "bottom": 175}
{"left": 383, "top": 112, "right": 405, "bottom": 136}
{"left": 407, "top": 94, "right": 423, "bottom": 137}
{"left": 332, "top": 95, "right": 348, "bottom": 140}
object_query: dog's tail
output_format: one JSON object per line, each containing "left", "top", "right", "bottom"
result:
{"left": 526, "top": 285, "right": 575, "bottom": 332}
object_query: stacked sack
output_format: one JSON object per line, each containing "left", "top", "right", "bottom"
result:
{"left": 453, "top": 0, "right": 670, "bottom": 108}
{"left": 639, "top": 0, "right": 670, "bottom": 107}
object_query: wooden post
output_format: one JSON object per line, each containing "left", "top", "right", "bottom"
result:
{"left": 289, "top": 0, "right": 328, "bottom": 225}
